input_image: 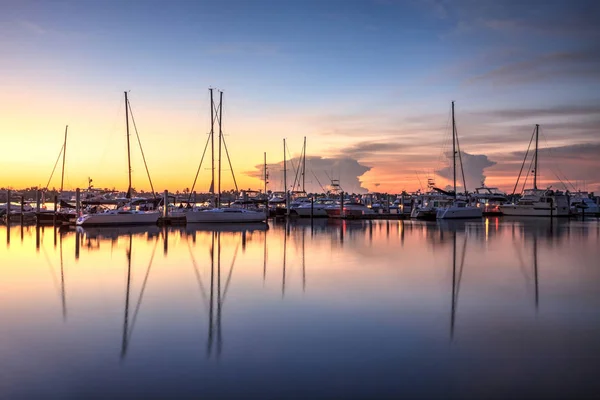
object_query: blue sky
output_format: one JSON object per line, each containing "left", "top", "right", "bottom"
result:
{"left": 1, "top": 0, "right": 599, "bottom": 193}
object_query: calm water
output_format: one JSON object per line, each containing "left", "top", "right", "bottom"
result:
{"left": 1, "top": 218, "right": 599, "bottom": 399}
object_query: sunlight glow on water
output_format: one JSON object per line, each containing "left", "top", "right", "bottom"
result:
{"left": 1, "top": 218, "right": 599, "bottom": 399}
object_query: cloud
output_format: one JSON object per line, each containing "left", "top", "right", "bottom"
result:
{"left": 472, "top": 105, "right": 600, "bottom": 120}
{"left": 17, "top": 19, "right": 46, "bottom": 35}
{"left": 245, "top": 156, "right": 371, "bottom": 194}
{"left": 435, "top": 151, "right": 497, "bottom": 190}
{"left": 464, "top": 47, "right": 600, "bottom": 86}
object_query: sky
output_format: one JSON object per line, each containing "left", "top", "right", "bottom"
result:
{"left": 1, "top": 0, "right": 598, "bottom": 194}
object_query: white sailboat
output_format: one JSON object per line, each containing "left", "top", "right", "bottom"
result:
{"left": 437, "top": 102, "right": 482, "bottom": 220}
{"left": 185, "top": 89, "right": 265, "bottom": 224}
{"left": 77, "top": 92, "right": 159, "bottom": 226}
{"left": 499, "top": 125, "right": 570, "bottom": 217}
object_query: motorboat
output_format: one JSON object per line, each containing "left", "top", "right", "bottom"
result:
{"left": 183, "top": 207, "right": 266, "bottom": 223}
{"left": 499, "top": 189, "right": 570, "bottom": 217}
{"left": 472, "top": 187, "right": 507, "bottom": 215}
{"left": 436, "top": 200, "right": 482, "bottom": 219}
{"left": 325, "top": 202, "right": 375, "bottom": 218}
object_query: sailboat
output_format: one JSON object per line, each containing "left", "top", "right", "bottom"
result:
{"left": 499, "top": 125, "right": 570, "bottom": 217}
{"left": 185, "top": 90, "right": 266, "bottom": 224}
{"left": 76, "top": 92, "right": 160, "bottom": 226}
{"left": 436, "top": 102, "right": 482, "bottom": 219}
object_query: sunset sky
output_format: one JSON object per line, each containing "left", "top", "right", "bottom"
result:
{"left": 1, "top": 0, "right": 598, "bottom": 194}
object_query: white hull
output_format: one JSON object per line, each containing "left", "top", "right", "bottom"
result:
{"left": 291, "top": 206, "right": 329, "bottom": 217}
{"left": 500, "top": 204, "right": 569, "bottom": 217}
{"left": 76, "top": 211, "right": 160, "bottom": 226}
{"left": 436, "top": 206, "right": 482, "bottom": 219}
{"left": 185, "top": 208, "right": 266, "bottom": 223}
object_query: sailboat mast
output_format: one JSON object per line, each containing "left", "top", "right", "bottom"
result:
{"left": 210, "top": 88, "right": 215, "bottom": 196}
{"left": 533, "top": 124, "right": 539, "bottom": 190}
{"left": 60, "top": 125, "right": 68, "bottom": 193}
{"left": 124, "top": 92, "right": 132, "bottom": 198}
{"left": 302, "top": 136, "right": 306, "bottom": 193}
{"left": 218, "top": 91, "right": 223, "bottom": 207}
{"left": 452, "top": 101, "right": 456, "bottom": 198}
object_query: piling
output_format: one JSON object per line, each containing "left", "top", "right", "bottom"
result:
{"left": 53, "top": 195, "right": 58, "bottom": 226}
{"left": 310, "top": 197, "right": 314, "bottom": 219}
{"left": 20, "top": 196, "right": 24, "bottom": 225}
{"left": 36, "top": 190, "right": 41, "bottom": 214}
{"left": 6, "top": 189, "right": 11, "bottom": 219}
{"left": 386, "top": 194, "right": 390, "bottom": 214}
{"left": 339, "top": 191, "right": 344, "bottom": 218}
{"left": 75, "top": 188, "right": 81, "bottom": 217}
{"left": 163, "top": 190, "right": 169, "bottom": 219}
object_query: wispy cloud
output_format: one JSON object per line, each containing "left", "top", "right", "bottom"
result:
{"left": 464, "top": 47, "right": 600, "bottom": 86}
{"left": 17, "top": 19, "right": 46, "bottom": 35}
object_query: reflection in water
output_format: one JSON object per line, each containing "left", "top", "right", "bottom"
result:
{"left": 0, "top": 218, "right": 599, "bottom": 399}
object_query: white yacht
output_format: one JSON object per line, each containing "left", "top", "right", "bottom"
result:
{"left": 436, "top": 200, "right": 482, "bottom": 219}
{"left": 569, "top": 192, "right": 600, "bottom": 215}
{"left": 499, "top": 124, "right": 570, "bottom": 217}
{"left": 472, "top": 186, "right": 507, "bottom": 215}
{"left": 436, "top": 102, "right": 482, "bottom": 220}
{"left": 410, "top": 192, "right": 453, "bottom": 220}
{"left": 325, "top": 202, "right": 375, "bottom": 218}
{"left": 184, "top": 207, "right": 266, "bottom": 223}
{"left": 76, "top": 208, "right": 159, "bottom": 226}
{"left": 290, "top": 198, "right": 335, "bottom": 217}
{"left": 500, "top": 189, "right": 570, "bottom": 217}
{"left": 76, "top": 92, "right": 160, "bottom": 226}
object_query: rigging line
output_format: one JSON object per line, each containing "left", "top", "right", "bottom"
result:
{"left": 220, "top": 239, "right": 240, "bottom": 308}
{"left": 521, "top": 149, "right": 536, "bottom": 194}
{"left": 221, "top": 132, "right": 239, "bottom": 192}
{"left": 188, "top": 130, "right": 212, "bottom": 201}
{"left": 311, "top": 169, "right": 327, "bottom": 193}
{"left": 285, "top": 143, "right": 300, "bottom": 189}
{"left": 540, "top": 128, "right": 576, "bottom": 191}
{"left": 187, "top": 240, "right": 210, "bottom": 312}
{"left": 454, "top": 122, "right": 468, "bottom": 193}
{"left": 45, "top": 144, "right": 65, "bottom": 190}
{"left": 291, "top": 144, "right": 304, "bottom": 193}
{"left": 127, "top": 238, "right": 159, "bottom": 343}
{"left": 127, "top": 100, "right": 157, "bottom": 199}
{"left": 512, "top": 126, "right": 536, "bottom": 196}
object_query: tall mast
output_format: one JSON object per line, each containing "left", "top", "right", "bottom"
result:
{"left": 452, "top": 101, "right": 456, "bottom": 198}
{"left": 533, "top": 124, "right": 539, "bottom": 190}
{"left": 218, "top": 91, "right": 223, "bottom": 207}
{"left": 60, "top": 125, "right": 68, "bottom": 193}
{"left": 210, "top": 88, "right": 215, "bottom": 196}
{"left": 283, "top": 138, "right": 288, "bottom": 211}
{"left": 124, "top": 92, "right": 132, "bottom": 198}
{"left": 302, "top": 136, "right": 306, "bottom": 193}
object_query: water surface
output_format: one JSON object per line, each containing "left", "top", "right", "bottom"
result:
{"left": 1, "top": 218, "right": 599, "bottom": 399}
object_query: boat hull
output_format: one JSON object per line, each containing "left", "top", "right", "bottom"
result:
{"left": 499, "top": 204, "right": 569, "bottom": 217}
{"left": 185, "top": 209, "right": 266, "bottom": 223}
{"left": 291, "top": 206, "right": 329, "bottom": 217}
{"left": 436, "top": 206, "right": 482, "bottom": 219}
{"left": 76, "top": 211, "right": 160, "bottom": 226}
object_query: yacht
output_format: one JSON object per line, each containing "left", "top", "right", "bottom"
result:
{"left": 326, "top": 201, "right": 375, "bottom": 218}
{"left": 569, "top": 192, "right": 600, "bottom": 215}
{"left": 472, "top": 186, "right": 507, "bottom": 215}
{"left": 76, "top": 92, "right": 160, "bottom": 226}
{"left": 499, "top": 124, "right": 570, "bottom": 217}
{"left": 436, "top": 102, "right": 482, "bottom": 220}
{"left": 290, "top": 198, "right": 336, "bottom": 217}
{"left": 76, "top": 207, "right": 159, "bottom": 226}
{"left": 410, "top": 192, "right": 452, "bottom": 220}
{"left": 183, "top": 207, "right": 266, "bottom": 223}
{"left": 500, "top": 189, "right": 570, "bottom": 217}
